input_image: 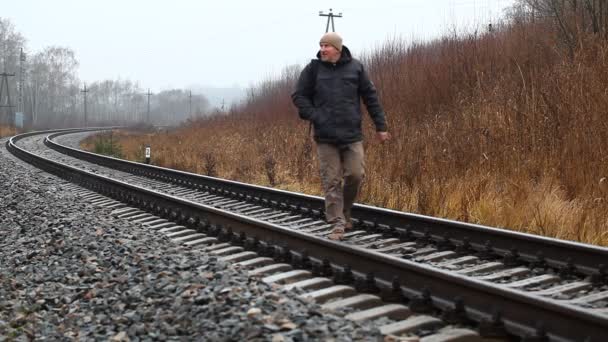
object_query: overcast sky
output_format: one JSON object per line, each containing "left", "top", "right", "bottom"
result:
{"left": 4, "top": 0, "right": 514, "bottom": 93}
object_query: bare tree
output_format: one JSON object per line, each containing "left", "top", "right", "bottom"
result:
{"left": 1, "top": 17, "right": 212, "bottom": 129}
{"left": 0, "top": 18, "right": 26, "bottom": 125}
{"left": 516, "top": 0, "right": 608, "bottom": 37}
{"left": 512, "top": 0, "right": 608, "bottom": 58}
{"left": 27, "top": 46, "right": 80, "bottom": 127}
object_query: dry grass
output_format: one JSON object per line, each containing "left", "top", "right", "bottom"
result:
{"left": 0, "top": 125, "right": 18, "bottom": 138}
{"left": 93, "top": 18, "right": 608, "bottom": 246}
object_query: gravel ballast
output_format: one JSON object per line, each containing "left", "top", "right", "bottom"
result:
{"left": 0, "top": 139, "right": 382, "bottom": 341}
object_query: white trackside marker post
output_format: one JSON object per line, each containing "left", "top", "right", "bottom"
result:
{"left": 145, "top": 145, "right": 151, "bottom": 164}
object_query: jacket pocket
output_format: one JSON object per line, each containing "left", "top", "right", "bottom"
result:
{"left": 341, "top": 76, "right": 359, "bottom": 100}
{"left": 313, "top": 108, "right": 337, "bottom": 140}
{"left": 313, "top": 107, "right": 330, "bottom": 127}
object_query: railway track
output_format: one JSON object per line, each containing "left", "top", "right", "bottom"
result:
{"left": 7, "top": 128, "right": 608, "bottom": 341}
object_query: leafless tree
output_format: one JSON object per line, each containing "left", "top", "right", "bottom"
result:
{"left": 0, "top": 17, "right": 213, "bottom": 129}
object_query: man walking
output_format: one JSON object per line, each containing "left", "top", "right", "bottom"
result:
{"left": 291, "top": 32, "right": 390, "bottom": 241}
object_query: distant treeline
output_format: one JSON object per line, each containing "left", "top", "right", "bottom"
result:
{"left": 0, "top": 18, "right": 210, "bottom": 129}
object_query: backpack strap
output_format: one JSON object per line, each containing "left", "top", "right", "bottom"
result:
{"left": 310, "top": 59, "right": 320, "bottom": 82}
{"left": 307, "top": 59, "right": 321, "bottom": 138}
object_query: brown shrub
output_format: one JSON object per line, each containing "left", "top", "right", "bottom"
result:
{"left": 97, "top": 17, "right": 608, "bottom": 246}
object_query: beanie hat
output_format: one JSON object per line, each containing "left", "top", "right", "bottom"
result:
{"left": 319, "top": 32, "right": 343, "bottom": 52}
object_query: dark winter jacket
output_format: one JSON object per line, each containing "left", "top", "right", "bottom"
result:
{"left": 291, "top": 46, "right": 387, "bottom": 145}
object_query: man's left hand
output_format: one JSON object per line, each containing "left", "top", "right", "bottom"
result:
{"left": 376, "top": 131, "right": 391, "bottom": 143}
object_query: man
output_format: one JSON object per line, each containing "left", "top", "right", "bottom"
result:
{"left": 291, "top": 32, "right": 390, "bottom": 241}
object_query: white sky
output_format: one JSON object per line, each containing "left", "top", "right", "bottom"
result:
{"left": 4, "top": 0, "right": 514, "bottom": 92}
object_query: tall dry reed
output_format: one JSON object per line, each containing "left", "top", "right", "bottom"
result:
{"left": 0, "top": 125, "right": 17, "bottom": 138}
{"left": 102, "top": 18, "right": 608, "bottom": 246}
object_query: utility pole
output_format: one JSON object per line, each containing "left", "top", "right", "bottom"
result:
{"left": 135, "top": 94, "right": 142, "bottom": 122}
{"left": 81, "top": 83, "right": 89, "bottom": 127}
{"left": 132, "top": 95, "right": 138, "bottom": 123}
{"left": 0, "top": 72, "right": 16, "bottom": 126}
{"left": 32, "top": 78, "right": 38, "bottom": 126}
{"left": 188, "top": 90, "right": 192, "bottom": 118}
{"left": 127, "top": 93, "right": 142, "bottom": 123}
{"left": 18, "top": 49, "right": 25, "bottom": 127}
{"left": 145, "top": 88, "right": 153, "bottom": 124}
{"left": 319, "top": 8, "right": 343, "bottom": 32}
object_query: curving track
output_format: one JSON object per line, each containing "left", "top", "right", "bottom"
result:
{"left": 7, "top": 128, "right": 608, "bottom": 341}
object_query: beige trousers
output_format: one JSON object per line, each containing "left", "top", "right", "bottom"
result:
{"left": 316, "top": 141, "right": 365, "bottom": 228}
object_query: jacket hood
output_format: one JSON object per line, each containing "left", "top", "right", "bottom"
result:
{"left": 316, "top": 45, "right": 352, "bottom": 64}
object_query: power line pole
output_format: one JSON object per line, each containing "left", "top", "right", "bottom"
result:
{"left": 132, "top": 94, "right": 139, "bottom": 123}
{"left": 145, "top": 88, "right": 153, "bottom": 124}
{"left": 18, "top": 49, "right": 25, "bottom": 124}
{"left": 81, "top": 83, "right": 89, "bottom": 127}
{"left": 122, "top": 93, "right": 138, "bottom": 123}
{"left": 188, "top": 90, "right": 192, "bottom": 118}
{"left": 319, "top": 8, "right": 343, "bottom": 32}
{"left": 32, "top": 78, "right": 38, "bottom": 126}
{"left": 0, "top": 72, "right": 15, "bottom": 126}
{"left": 135, "top": 94, "right": 142, "bottom": 122}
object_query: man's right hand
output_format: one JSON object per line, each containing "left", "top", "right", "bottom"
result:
{"left": 376, "top": 131, "right": 391, "bottom": 143}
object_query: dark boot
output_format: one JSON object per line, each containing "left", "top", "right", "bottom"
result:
{"left": 328, "top": 225, "right": 346, "bottom": 241}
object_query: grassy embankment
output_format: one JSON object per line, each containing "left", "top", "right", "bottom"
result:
{"left": 85, "top": 18, "right": 608, "bottom": 246}
{"left": 0, "top": 125, "right": 17, "bottom": 138}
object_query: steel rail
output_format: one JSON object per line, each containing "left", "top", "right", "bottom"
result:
{"left": 43, "top": 129, "right": 608, "bottom": 276}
